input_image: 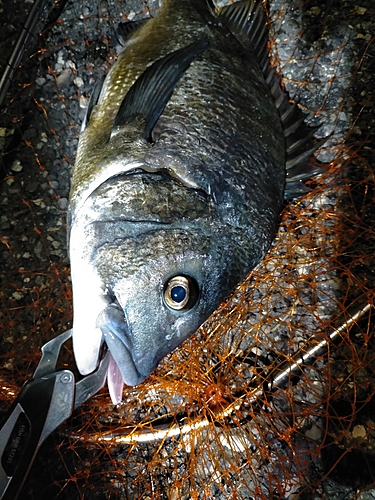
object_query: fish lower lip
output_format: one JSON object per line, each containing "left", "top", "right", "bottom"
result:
{"left": 104, "top": 330, "right": 145, "bottom": 386}
{"left": 97, "top": 303, "right": 145, "bottom": 385}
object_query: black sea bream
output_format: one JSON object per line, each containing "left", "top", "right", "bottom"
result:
{"left": 68, "top": 0, "right": 322, "bottom": 403}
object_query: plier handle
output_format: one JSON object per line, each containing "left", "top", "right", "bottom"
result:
{"left": 0, "top": 329, "right": 109, "bottom": 500}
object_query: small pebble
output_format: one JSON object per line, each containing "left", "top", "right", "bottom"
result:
{"left": 11, "top": 160, "right": 23, "bottom": 172}
{"left": 80, "top": 96, "right": 89, "bottom": 109}
{"left": 352, "top": 425, "right": 366, "bottom": 439}
{"left": 57, "top": 68, "right": 72, "bottom": 86}
{"left": 34, "top": 241, "right": 43, "bottom": 255}
{"left": 36, "top": 77, "right": 46, "bottom": 86}
{"left": 32, "top": 199, "right": 46, "bottom": 208}
{"left": 58, "top": 198, "right": 68, "bottom": 210}
{"left": 355, "top": 5, "right": 367, "bottom": 15}
{"left": 74, "top": 76, "right": 84, "bottom": 87}
{"left": 305, "top": 423, "right": 323, "bottom": 441}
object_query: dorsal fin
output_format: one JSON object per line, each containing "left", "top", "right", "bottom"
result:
{"left": 218, "top": 0, "right": 327, "bottom": 199}
{"left": 218, "top": 0, "right": 268, "bottom": 53}
{"left": 81, "top": 74, "right": 105, "bottom": 133}
{"left": 117, "top": 20, "right": 149, "bottom": 46}
{"left": 109, "top": 19, "right": 149, "bottom": 50}
{"left": 111, "top": 38, "right": 208, "bottom": 141}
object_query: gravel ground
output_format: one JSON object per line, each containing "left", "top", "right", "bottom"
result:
{"left": 0, "top": 0, "right": 374, "bottom": 499}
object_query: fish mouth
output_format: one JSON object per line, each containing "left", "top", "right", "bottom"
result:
{"left": 97, "top": 303, "right": 146, "bottom": 404}
{"left": 104, "top": 328, "right": 145, "bottom": 384}
{"left": 105, "top": 332, "right": 146, "bottom": 404}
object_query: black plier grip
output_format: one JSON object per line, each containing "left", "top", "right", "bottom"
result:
{"left": 0, "top": 329, "right": 109, "bottom": 499}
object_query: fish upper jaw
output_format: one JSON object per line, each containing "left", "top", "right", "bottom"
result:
{"left": 70, "top": 223, "right": 108, "bottom": 375}
{"left": 73, "top": 324, "right": 103, "bottom": 375}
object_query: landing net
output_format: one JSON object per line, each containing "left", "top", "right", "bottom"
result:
{"left": 0, "top": 0, "right": 374, "bottom": 498}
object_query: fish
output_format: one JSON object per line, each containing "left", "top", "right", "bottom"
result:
{"left": 68, "top": 0, "right": 323, "bottom": 404}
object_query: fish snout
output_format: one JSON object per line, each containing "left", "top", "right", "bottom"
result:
{"left": 97, "top": 302, "right": 175, "bottom": 379}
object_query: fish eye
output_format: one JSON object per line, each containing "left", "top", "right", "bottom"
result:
{"left": 163, "top": 275, "right": 199, "bottom": 311}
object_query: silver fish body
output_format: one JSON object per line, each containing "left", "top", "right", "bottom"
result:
{"left": 68, "top": 0, "right": 319, "bottom": 402}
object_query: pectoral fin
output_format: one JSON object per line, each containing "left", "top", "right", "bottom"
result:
{"left": 110, "top": 38, "right": 208, "bottom": 140}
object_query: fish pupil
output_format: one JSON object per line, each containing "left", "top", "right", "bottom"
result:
{"left": 171, "top": 286, "right": 186, "bottom": 303}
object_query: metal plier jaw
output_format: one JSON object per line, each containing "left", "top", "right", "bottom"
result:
{"left": 0, "top": 329, "right": 109, "bottom": 500}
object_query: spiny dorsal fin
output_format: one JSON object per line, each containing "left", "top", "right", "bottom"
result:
{"left": 218, "top": 0, "right": 268, "bottom": 53}
{"left": 266, "top": 68, "right": 325, "bottom": 169}
{"left": 117, "top": 20, "right": 149, "bottom": 46}
{"left": 81, "top": 74, "right": 105, "bottom": 133}
{"left": 218, "top": 0, "right": 327, "bottom": 199}
{"left": 111, "top": 38, "right": 208, "bottom": 141}
{"left": 109, "top": 19, "right": 149, "bottom": 50}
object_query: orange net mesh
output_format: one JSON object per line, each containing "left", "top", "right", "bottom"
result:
{"left": 1, "top": 0, "right": 374, "bottom": 498}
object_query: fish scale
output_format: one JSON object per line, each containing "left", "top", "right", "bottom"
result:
{"left": 68, "top": 0, "right": 324, "bottom": 403}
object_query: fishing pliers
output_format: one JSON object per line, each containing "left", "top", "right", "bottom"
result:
{"left": 0, "top": 329, "right": 109, "bottom": 500}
